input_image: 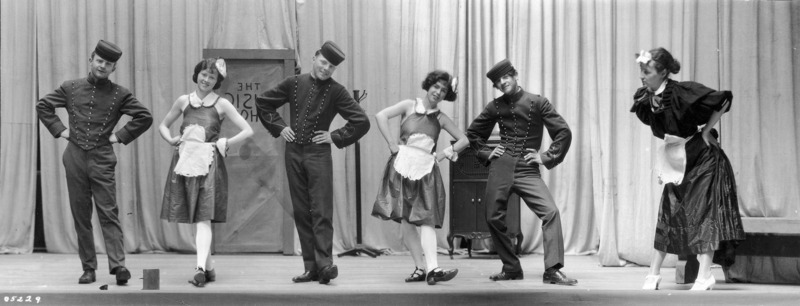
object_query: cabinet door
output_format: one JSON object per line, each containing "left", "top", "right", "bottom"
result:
{"left": 451, "top": 182, "right": 479, "bottom": 233}
{"left": 473, "top": 182, "right": 490, "bottom": 232}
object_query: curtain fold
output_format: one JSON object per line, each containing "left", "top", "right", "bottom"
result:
{"left": 0, "top": 0, "right": 37, "bottom": 254}
{"left": 721, "top": 0, "right": 800, "bottom": 219}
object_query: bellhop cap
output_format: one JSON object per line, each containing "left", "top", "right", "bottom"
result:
{"left": 486, "top": 59, "right": 514, "bottom": 83}
{"left": 94, "top": 40, "right": 122, "bottom": 62}
{"left": 319, "top": 41, "right": 345, "bottom": 66}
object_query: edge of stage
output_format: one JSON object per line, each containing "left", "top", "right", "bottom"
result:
{"left": 2, "top": 253, "right": 798, "bottom": 305}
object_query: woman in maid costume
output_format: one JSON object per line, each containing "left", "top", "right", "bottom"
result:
{"left": 158, "top": 58, "right": 253, "bottom": 287}
{"left": 372, "top": 70, "right": 469, "bottom": 285}
{"left": 631, "top": 48, "right": 744, "bottom": 291}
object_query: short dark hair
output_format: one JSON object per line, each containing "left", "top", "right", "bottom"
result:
{"left": 192, "top": 58, "right": 225, "bottom": 90}
{"left": 421, "top": 70, "right": 457, "bottom": 101}
{"left": 648, "top": 47, "right": 681, "bottom": 75}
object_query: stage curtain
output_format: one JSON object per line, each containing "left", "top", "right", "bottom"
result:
{"left": 1, "top": 0, "right": 798, "bottom": 269}
{"left": 0, "top": 0, "right": 37, "bottom": 254}
{"left": 720, "top": 0, "right": 800, "bottom": 219}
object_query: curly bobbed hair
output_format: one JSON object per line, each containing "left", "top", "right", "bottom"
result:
{"left": 421, "top": 70, "right": 457, "bottom": 101}
{"left": 192, "top": 58, "right": 225, "bottom": 90}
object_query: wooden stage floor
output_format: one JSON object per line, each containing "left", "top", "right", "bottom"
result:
{"left": 1, "top": 252, "right": 798, "bottom": 305}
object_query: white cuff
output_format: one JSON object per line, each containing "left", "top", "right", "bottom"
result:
{"left": 443, "top": 145, "right": 457, "bottom": 162}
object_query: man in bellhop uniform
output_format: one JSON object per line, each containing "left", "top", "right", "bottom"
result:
{"left": 36, "top": 40, "right": 153, "bottom": 285}
{"left": 256, "top": 41, "right": 370, "bottom": 284}
{"left": 467, "top": 59, "right": 577, "bottom": 286}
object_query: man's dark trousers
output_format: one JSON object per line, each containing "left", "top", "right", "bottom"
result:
{"left": 285, "top": 142, "right": 334, "bottom": 273}
{"left": 63, "top": 142, "right": 125, "bottom": 272}
{"left": 485, "top": 154, "right": 565, "bottom": 273}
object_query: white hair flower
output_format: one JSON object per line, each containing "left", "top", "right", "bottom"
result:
{"left": 636, "top": 50, "right": 652, "bottom": 65}
{"left": 215, "top": 58, "right": 227, "bottom": 77}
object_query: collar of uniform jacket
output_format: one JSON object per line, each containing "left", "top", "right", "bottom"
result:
{"left": 87, "top": 72, "right": 112, "bottom": 87}
{"left": 501, "top": 87, "right": 525, "bottom": 103}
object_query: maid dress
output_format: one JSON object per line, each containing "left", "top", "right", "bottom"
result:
{"left": 631, "top": 79, "right": 744, "bottom": 265}
{"left": 161, "top": 92, "right": 228, "bottom": 223}
{"left": 372, "top": 98, "right": 447, "bottom": 228}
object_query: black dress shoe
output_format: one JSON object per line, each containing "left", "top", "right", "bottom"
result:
{"left": 426, "top": 268, "right": 458, "bottom": 285}
{"left": 78, "top": 270, "right": 96, "bottom": 284}
{"left": 189, "top": 267, "right": 206, "bottom": 287}
{"left": 405, "top": 267, "right": 426, "bottom": 282}
{"left": 318, "top": 265, "right": 338, "bottom": 285}
{"left": 543, "top": 269, "right": 577, "bottom": 286}
{"left": 489, "top": 270, "right": 523, "bottom": 281}
{"left": 113, "top": 267, "right": 131, "bottom": 285}
{"left": 292, "top": 271, "right": 319, "bottom": 283}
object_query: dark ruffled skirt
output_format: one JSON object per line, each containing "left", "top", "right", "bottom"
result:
{"left": 371, "top": 154, "right": 446, "bottom": 228}
{"left": 654, "top": 132, "right": 745, "bottom": 266}
{"left": 161, "top": 148, "right": 228, "bottom": 223}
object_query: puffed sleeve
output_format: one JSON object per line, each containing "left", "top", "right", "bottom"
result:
{"left": 673, "top": 81, "right": 733, "bottom": 126}
{"left": 630, "top": 86, "right": 654, "bottom": 126}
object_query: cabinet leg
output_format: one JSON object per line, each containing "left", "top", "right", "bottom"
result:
{"left": 676, "top": 254, "right": 699, "bottom": 284}
{"left": 447, "top": 234, "right": 455, "bottom": 259}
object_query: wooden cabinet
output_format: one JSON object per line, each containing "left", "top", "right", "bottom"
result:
{"left": 448, "top": 143, "right": 522, "bottom": 258}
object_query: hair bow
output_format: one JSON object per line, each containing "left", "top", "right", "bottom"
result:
{"left": 450, "top": 77, "right": 459, "bottom": 93}
{"left": 636, "top": 50, "right": 652, "bottom": 65}
{"left": 215, "top": 58, "right": 227, "bottom": 77}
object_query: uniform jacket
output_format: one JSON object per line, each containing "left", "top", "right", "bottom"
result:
{"left": 37, "top": 73, "right": 153, "bottom": 150}
{"left": 467, "top": 89, "right": 571, "bottom": 169}
{"left": 255, "top": 73, "right": 370, "bottom": 148}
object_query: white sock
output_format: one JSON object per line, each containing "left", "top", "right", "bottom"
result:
{"left": 196, "top": 221, "right": 212, "bottom": 270}
{"left": 420, "top": 225, "right": 438, "bottom": 273}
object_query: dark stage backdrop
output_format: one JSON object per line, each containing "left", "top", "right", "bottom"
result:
{"left": 203, "top": 54, "right": 293, "bottom": 253}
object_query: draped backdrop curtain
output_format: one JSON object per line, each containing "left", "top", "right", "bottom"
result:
{"left": 0, "top": 0, "right": 37, "bottom": 254}
{"left": 1, "top": 0, "right": 798, "bottom": 271}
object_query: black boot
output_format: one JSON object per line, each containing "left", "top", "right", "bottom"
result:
{"left": 543, "top": 268, "right": 577, "bottom": 286}
{"left": 292, "top": 271, "right": 319, "bottom": 283}
{"left": 78, "top": 270, "right": 96, "bottom": 284}
{"left": 113, "top": 267, "right": 131, "bottom": 286}
{"left": 318, "top": 265, "right": 339, "bottom": 285}
{"left": 489, "top": 270, "right": 523, "bottom": 281}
